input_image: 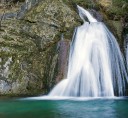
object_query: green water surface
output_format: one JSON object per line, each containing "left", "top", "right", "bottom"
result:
{"left": 0, "top": 98, "right": 128, "bottom": 118}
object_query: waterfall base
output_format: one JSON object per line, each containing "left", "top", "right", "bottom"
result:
{"left": 48, "top": 6, "right": 128, "bottom": 97}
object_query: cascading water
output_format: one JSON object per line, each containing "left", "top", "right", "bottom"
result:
{"left": 126, "top": 44, "right": 128, "bottom": 67}
{"left": 49, "top": 5, "right": 128, "bottom": 97}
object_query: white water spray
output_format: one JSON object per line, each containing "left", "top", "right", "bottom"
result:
{"left": 49, "top": 5, "right": 128, "bottom": 97}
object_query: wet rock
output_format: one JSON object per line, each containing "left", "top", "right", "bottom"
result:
{"left": 11, "top": 76, "right": 29, "bottom": 94}
{"left": 2, "top": 13, "right": 17, "bottom": 20}
{"left": 89, "top": 9, "right": 103, "bottom": 22}
{"left": 0, "top": 80, "right": 11, "bottom": 94}
{"left": 124, "top": 34, "right": 128, "bottom": 66}
{"left": 17, "top": 0, "right": 39, "bottom": 19}
{"left": 56, "top": 38, "right": 70, "bottom": 83}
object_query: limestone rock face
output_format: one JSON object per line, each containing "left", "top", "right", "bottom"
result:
{"left": 0, "top": 0, "right": 79, "bottom": 96}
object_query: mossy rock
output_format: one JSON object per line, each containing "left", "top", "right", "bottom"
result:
{"left": 0, "top": 0, "right": 81, "bottom": 96}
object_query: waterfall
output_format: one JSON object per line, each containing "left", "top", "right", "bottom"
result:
{"left": 126, "top": 44, "right": 128, "bottom": 67}
{"left": 49, "top": 5, "right": 128, "bottom": 97}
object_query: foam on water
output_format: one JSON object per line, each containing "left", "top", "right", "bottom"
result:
{"left": 21, "top": 95, "right": 128, "bottom": 101}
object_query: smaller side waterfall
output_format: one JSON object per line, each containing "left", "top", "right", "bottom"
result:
{"left": 126, "top": 44, "right": 128, "bottom": 68}
{"left": 49, "top": 5, "right": 128, "bottom": 97}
